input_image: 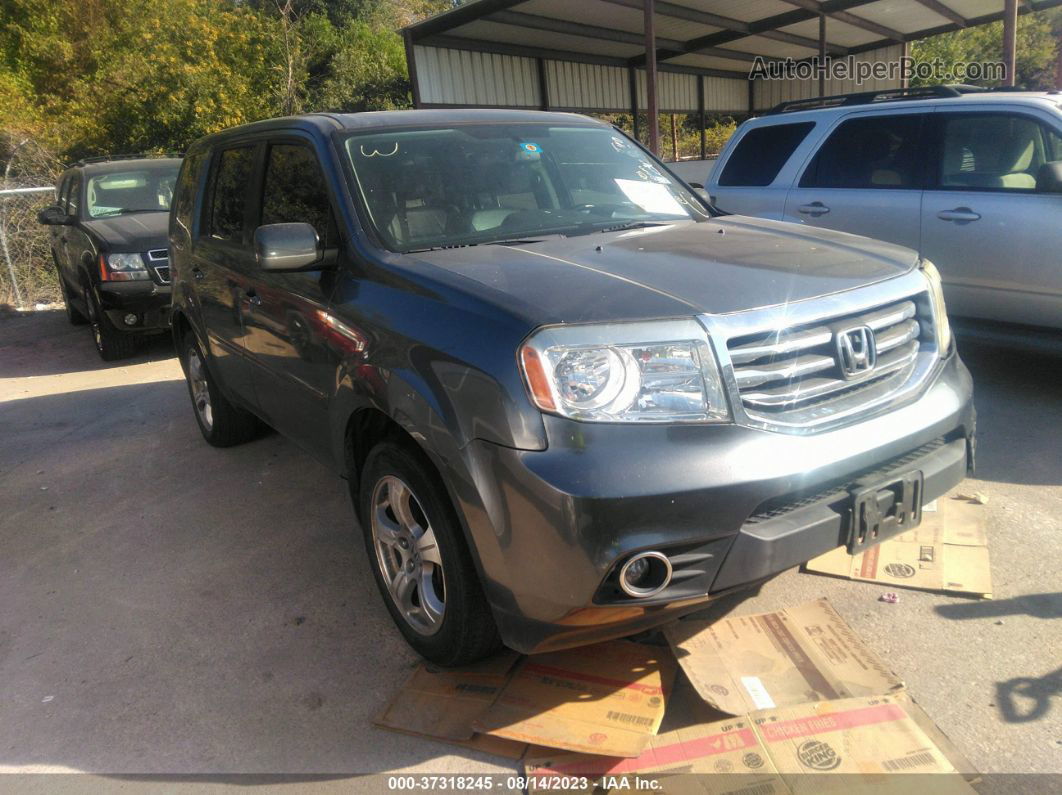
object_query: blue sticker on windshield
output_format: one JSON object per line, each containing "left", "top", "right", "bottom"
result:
{"left": 516, "top": 141, "right": 542, "bottom": 162}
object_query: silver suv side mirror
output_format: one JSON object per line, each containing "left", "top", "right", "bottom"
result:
{"left": 253, "top": 222, "right": 322, "bottom": 271}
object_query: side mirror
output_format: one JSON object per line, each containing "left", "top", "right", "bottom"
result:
{"left": 1036, "top": 161, "right": 1062, "bottom": 193}
{"left": 37, "top": 205, "right": 73, "bottom": 225}
{"left": 253, "top": 222, "right": 322, "bottom": 271}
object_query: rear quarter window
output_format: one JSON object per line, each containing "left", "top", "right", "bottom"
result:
{"left": 718, "top": 122, "right": 815, "bottom": 187}
{"left": 173, "top": 153, "right": 204, "bottom": 240}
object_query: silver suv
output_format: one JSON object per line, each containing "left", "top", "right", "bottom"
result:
{"left": 706, "top": 86, "right": 1062, "bottom": 331}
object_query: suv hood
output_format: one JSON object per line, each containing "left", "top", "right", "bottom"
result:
{"left": 82, "top": 211, "right": 169, "bottom": 252}
{"left": 406, "top": 215, "right": 920, "bottom": 324}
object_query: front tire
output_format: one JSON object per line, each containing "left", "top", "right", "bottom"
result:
{"left": 359, "top": 441, "right": 501, "bottom": 666}
{"left": 84, "top": 284, "right": 136, "bottom": 361}
{"left": 181, "top": 334, "right": 261, "bottom": 447}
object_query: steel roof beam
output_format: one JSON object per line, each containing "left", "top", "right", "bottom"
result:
{"left": 598, "top": 0, "right": 847, "bottom": 55}
{"left": 777, "top": 0, "right": 906, "bottom": 42}
{"left": 406, "top": 0, "right": 528, "bottom": 41}
{"left": 845, "top": 0, "right": 1062, "bottom": 56}
{"left": 662, "top": 0, "right": 883, "bottom": 61}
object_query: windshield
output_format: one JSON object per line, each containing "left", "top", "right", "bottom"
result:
{"left": 342, "top": 125, "right": 709, "bottom": 251}
{"left": 86, "top": 166, "right": 179, "bottom": 218}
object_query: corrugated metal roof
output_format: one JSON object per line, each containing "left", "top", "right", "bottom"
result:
{"left": 405, "top": 0, "right": 1060, "bottom": 116}
{"left": 407, "top": 0, "right": 1062, "bottom": 70}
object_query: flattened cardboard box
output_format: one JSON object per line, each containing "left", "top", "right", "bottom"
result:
{"left": 373, "top": 650, "right": 528, "bottom": 759}
{"left": 525, "top": 693, "right": 974, "bottom": 794}
{"left": 664, "top": 598, "right": 903, "bottom": 715}
{"left": 473, "top": 640, "right": 677, "bottom": 758}
{"left": 804, "top": 494, "right": 992, "bottom": 598}
{"left": 525, "top": 718, "right": 784, "bottom": 794}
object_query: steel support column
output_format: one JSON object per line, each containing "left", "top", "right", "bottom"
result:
{"left": 698, "top": 75, "right": 707, "bottom": 160}
{"left": 403, "top": 30, "right": 421, "bottom": 108}
{"left": 629, "top": 66, "right": 640, "bottom": 140}
{"left": 1002, "top": 0, "right": 1017, "bottom": 87}
{"left": 644, "top": 0, "right": 660, "bottom": 155}
{"left": 818, "top": 13, "right": 827, "bottom": 97}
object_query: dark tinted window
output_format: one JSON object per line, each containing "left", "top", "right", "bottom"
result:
{"left": 801, "top": 115, "right": 924, "bottom": 189}
{"left": 261, "top": 144, "right": 337, "bottom": 247}
{"left": 208, "top": 147, "right": 255, "bottom": 241}
{"left": 718, "top": 123, "right": 814, "bottom": 186}
{"left": 173, "top": 152, "right": 204, "bottom": 239}
{"left": 57, "top": 176, "right": 70, "bottom": 209}
{"left": 937, "top": 113, "right": 1060, "bottom": 192}
{"left": 66, "top": 174, "right": 81, "bottom": 216}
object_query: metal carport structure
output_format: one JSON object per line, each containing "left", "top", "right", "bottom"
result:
{"left": 401, "top": 0, "right": 1060, "bottom": 156}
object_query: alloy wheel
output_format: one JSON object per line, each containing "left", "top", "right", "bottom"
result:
{"left": 370, "top": 475, "right": 445, "bottom": 636}
{"left": 186, "top": 346, "right": 213, "bottom": 431}
{"left": 84, "top": 287, "right": 102, "bottom": 351}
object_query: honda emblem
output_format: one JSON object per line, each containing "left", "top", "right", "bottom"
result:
{"left": 836, "top": 325, "right": 877, "bottom": 378}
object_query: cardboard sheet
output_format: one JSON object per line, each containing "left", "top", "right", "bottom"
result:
{"left": 664, "top": 598, "right": 903, "bottom": 715}
{"left": 473, "top": 640, "right": 677, "bottom": 758}
{"left": 804, "top": 494, "right": 992, "bottom": 598}
{"left": 525, "top": 719, "right": 784, "bottom": 792}
{"left": 373, "top": 651, "right": 527, "bottom": 759}
{"left": 525, "top": 694, "right": 974, "bottom": 794}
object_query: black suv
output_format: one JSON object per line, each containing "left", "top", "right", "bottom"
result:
{"left": 170, "top": 111, "right": 974, "bottom": 665}
{"left": 39, "top": 156, "right": 181, "bottom": 360}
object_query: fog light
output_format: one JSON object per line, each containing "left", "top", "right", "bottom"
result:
{"left": 618, "top": 551, "right": 672, "bottom": 598}
{"left": 123, "top": 313, "right": 138, "bottom": 326}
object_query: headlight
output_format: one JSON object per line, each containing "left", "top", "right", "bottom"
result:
{"left": 102, "top": 252, "right": 149, "bottom": 281}
{"left": 519, "top": 319, "right": 731, "bottom": 423}
{"left": 920, "top": 259, "right": 952, "bottom": 354}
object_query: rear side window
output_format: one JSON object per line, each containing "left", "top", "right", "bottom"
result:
{"left": 718, "top": 123, "right": 814, "bottom": 186}
{"left": 260, "top": 144, "right": 338, "bottom": 248}
{"left": 173, "top": 152, "right": 204, "bottom": 239}
{"left": 208, "top": 147, "right": 255, "bottom": 242}
{"left": 800, "top": 114, "right": 924, "bottom": 189}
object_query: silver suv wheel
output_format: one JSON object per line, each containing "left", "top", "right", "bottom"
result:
{"left": 370, "top": 475, "right": 445, "bottom": 636}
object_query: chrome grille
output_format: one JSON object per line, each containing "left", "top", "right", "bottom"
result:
{"left": 146, "top": 249, "right": 170, "bottom": 283}
{"left": 725, "top": 298, "right": 924, "bottom": 425}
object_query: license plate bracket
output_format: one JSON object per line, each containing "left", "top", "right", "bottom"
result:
{"left": 848, "top": 470, "right": 924, "bottom": 554}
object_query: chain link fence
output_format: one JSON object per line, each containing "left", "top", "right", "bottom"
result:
{"left": 0, "top": 135, "right": 64, "bottom": 309}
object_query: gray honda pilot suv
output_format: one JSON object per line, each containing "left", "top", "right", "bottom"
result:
{"left": 170, "top": 110, "right": 974, "bottom": 665}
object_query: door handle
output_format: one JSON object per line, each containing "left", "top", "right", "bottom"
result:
{"left": 192, "top": 267, "right": 205, "bottom": 281}
{"left": 244, "top": 288, "right": 262, "bottom": 307}
{"left": 798, "top": 201, "right": 830, "bottom": 217}
{"left": 937, "top": 207, "right": 981, "bottom": 223}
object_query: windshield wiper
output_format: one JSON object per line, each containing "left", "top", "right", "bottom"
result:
{"left": 595, "top": 220, "right": 670, "bottom": 234}
{"left": 405, "top": 237, "right": 546, "bottom": 253}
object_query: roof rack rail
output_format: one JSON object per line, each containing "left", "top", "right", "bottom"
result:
{"left": 767, "top": 84, "right": 986, "bottom": 115}
{"left": 69, "top": 152, "right": 182, "bottom": 168}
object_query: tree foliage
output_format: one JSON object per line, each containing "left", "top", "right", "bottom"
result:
{"left": 0, "top": 0, "right": 454, "bottom": 160}
{"left": 909, "top": 10, "right": 1061, "bottom": 89}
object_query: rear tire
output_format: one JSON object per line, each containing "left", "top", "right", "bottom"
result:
{"left": 359, "top": 441, "right": 502, "bottom": 666}
{"left": 181, "top": 334, "right": 261, "bottom": 447}
{"left": 84, "top": 284, "right": 136, "bottom": 361}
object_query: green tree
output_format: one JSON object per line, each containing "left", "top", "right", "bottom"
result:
{"left": 910, "top": 10, "right": 1060, "bottom": 89}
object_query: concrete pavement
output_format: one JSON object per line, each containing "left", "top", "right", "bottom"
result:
{"left": 0, "top": 310, "right": 1059, "bottom": 778}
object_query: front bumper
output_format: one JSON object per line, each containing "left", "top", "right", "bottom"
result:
{"left": 98, "top": 281, "right": 172, "bottom": 332}
{"left": 461, "top": 351, "right": 974, "bottom": 654}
